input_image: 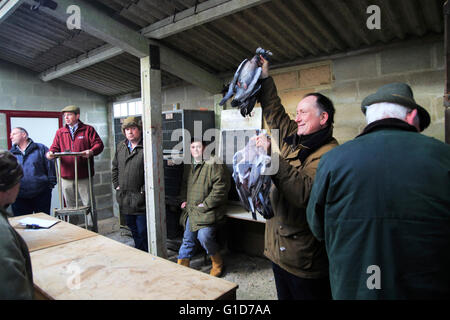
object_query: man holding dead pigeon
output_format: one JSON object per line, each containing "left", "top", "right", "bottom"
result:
{"left": 254, "top": 56, "right": 338, "bottom": 300}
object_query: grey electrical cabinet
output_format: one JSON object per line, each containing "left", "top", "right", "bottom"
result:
{"left": 162, "top": 109, "right": 216, "bottom": 162}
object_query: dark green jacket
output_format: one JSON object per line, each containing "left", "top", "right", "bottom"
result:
{"left": 260, "top": 77, "right": 338, "bottom": 279}
{"left": 112, "top": 139, "right": 145, "bottom": 215}
{"left": 0, "top": 207, "right": 34, "bottom": 299}
{"left": 179, "top": 157, "right": 231, "bottom": 232}
{"left": 307, "top": 119, "right": 450, "bottom": 299}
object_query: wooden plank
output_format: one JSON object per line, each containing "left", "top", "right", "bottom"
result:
{"left": 225, "top": 204, "right": 266, "bottom": 223}
{"left": 30, "top": 235, "right": 238, "bottom": 300}
{"left": 9, "top": 213, "right": 97, "bottom": 252}
{"left": 140, "top": 49, "right": 167, "bottom": 257}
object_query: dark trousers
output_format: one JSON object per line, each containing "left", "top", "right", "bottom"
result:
{"left": 125, "top": 214, "right": 148, "bottom": 252}
{"left": 12, "top": 189, "right": 52, "bottom": 216}
{"left": 272, "top": 262, "right": 332, "bottom": 300}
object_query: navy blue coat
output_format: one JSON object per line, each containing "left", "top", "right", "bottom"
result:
{"left": 10, "top": 139, "right": 56, "bottom": 199}
{"left": 307, "top": 119, "right": 450, "bottom": 299}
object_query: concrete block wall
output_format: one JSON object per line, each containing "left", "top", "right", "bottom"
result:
{"left": 330, "top": 40, "right": 445, "bottom": 143}
{"left": 0, "top": 59, "right": 113, "bottom": 220}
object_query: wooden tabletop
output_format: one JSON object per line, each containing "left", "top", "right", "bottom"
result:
{"left": 9, "top": 213, "right": 98, "bottom": 252}
{"left": 30, "top": 235, "right": 238, "bottom": 300}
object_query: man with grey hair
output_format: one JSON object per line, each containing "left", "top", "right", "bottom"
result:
{"left": 306, "top": 82, "right": 450, "bottom": 299}
{"left": 9, "top": 127, "right": 56, "bottom": 216}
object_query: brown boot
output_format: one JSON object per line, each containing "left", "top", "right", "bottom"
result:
{"left": 177, "top": 258, "right": 190, "bottom": 267}
{"left": 210, "top": 253, "right": 223, "bottom": 277}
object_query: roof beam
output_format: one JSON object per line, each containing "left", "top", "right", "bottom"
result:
{"left": 0, "top": 0, "right": 24, "bottom": 24}
{"left": 141, "top": 0, "right": 270, "bottom": 39}
{"left": 24, "top": 0, "right": 149, "bottom": 56}
{"left": 39, "top": 44, "right": 124, "bottom": 81}
{"left": 23, "top": 0, "right": 223, "bottom": 93}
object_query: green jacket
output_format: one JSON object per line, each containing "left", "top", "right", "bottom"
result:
{"left": 260, "top": 77, "right": 338, "bottom": 279}
{"left": 179, "top": 157, "right": 231, "bottom": 232}
{"left": 0, "top": 207, "right": 34, "bottom": 299}
{"left": 307, "top": 119, "right": 450, "bottom": 299}
{"left": 112, "top": 139, "right": 145, "bottom": 215}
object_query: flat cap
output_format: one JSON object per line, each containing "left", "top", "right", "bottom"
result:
{"left": 361, "top": 82, "right": 430, "bottom": 132}
{"left": 61, "top": 105, "right": 80, "bottom": 114}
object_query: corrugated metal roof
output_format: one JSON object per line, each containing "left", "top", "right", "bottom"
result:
{"left": 0, "top": 4, "right": 106, "bottom": 71}
{"left": 157, "top": 0, "right": 445, "bottom": 73}
{"left": 94, "top": 0, "right": 210, "bottom": 27}
{"left": 0, "top": 0, "right": 445, "bottom": 97}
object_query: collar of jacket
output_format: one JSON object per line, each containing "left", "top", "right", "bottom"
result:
{"left": 284, "top": 125, "right": 334, "bottom": 163}
{"left": 191, "top": 158, "right": 205, "bottom": 172}
{"left": 11, "top": 139, "right": 35, "bottom": 155}
{"left": 122, "top": 138, "right": 143, "bottom": 148}
{"left": 64, "top": 120, "right": 84, "bottom": 132}
{"left": 357, "top": 118, "right": 418, "bottom": 138}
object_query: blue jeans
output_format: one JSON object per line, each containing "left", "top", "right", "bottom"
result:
{"left": 125, "top": 214, "right": 148, "bottom": 252}
{"left": 178, "top": 217, "right": 219, "bottom": 259}
{"left": 12, "top": 189, "right": 52, "bottom": 216}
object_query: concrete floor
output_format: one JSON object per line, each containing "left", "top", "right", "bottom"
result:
{"left": 97, "top": 216, "right": 277, "bottom": 300}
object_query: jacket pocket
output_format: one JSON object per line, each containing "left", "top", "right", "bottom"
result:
{"left": 191, "top": 206, "right": 216, "bottom": 226}
{"left": 129, "top": 191, "right": 146, "bottom": 212}
{"left": 277, "top": 224, "right": 313, "bottom": 270}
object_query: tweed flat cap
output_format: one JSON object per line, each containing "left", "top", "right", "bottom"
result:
{"left": 61, "top": 105, "right": 80, "bottom": 114}
{"left": 361, "top": 82, "right": 430, "bottom": 132}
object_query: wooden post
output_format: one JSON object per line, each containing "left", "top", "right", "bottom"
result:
{"left": 140, "top": 45, "right": 167, "bottom": 257}
{"left": 444, "top": 1, "right": 450, "bottom": 144}
{"left": 213, "top": 94, "right": 223, "bottom": 130}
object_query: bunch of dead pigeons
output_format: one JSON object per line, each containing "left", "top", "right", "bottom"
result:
{"left": 220, "top": 47, "right": 273, "bottom": 117}
{"left": 232, "top": 132, "right": 274, "bottom": 220}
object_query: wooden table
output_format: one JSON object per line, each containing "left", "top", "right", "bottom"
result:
{"left": 10, "top": 213, "right": 238, "bottom": 300}
{"left": 31, "top": 235, "right": 237, "bottom": 300}
{"left": 9, "top": 213, "right": 97, "bottom": 252}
